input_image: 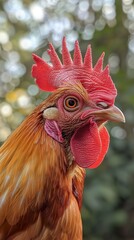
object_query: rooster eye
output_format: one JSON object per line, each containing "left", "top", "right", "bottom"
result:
{"left": 64, "top": 96, "right": 79, "bottom": 111}
{"left": 97, "top": 102, "right": 109, "bottom": 109}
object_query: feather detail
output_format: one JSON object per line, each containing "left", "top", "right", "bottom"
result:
{"left": 72, "top": 166, "right": 85, "bottom": 209}
{"left": 0, "top": 100, "right": 66, "bottom": 228}
{"left": 41, "top": 196, "right": 82, "bottom": 240}
{"left": 0, "top": 87, "right": 86, "bottom": 239}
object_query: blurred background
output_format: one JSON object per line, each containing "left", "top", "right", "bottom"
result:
{"left": 0, "top": 0, "right": 134, "bottom": 239}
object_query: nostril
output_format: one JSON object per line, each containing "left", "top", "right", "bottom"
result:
{"left": 96, "top": 102, "right": 109, "bottom": 109}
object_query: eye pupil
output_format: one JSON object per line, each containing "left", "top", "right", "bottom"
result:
{"left": 68, "top": 99, "right": 76, "bottom": 107}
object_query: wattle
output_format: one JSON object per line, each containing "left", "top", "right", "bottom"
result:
{"left": 70, "top": 120, "right": 110, "bottom": 169}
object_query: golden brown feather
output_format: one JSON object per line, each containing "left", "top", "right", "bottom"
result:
{"left": 0, "top": 85, "right": 85, "bottom": 240}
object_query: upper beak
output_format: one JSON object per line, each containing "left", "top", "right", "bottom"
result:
{"left": 81, "top": 105, "right": 125, "bottom": 123}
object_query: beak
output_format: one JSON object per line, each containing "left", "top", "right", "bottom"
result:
{"left": 94, "top": 105, "right": 125, "bottom": 123}
{"left": 81, "top": 105, "right": 125, "bottom": 123}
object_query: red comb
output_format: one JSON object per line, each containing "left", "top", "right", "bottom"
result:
{"left": 32, "top": 37, "right": 117, "bottom": 100}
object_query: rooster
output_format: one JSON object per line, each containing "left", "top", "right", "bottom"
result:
{"left": 0, "top": 38, "right": 125, "bottom": 240}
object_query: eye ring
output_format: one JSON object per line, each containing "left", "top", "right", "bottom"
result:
{"left": 64, "top": 96, "right": 79, "bottom": 112}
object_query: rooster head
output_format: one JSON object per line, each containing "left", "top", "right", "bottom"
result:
{"left": 32, "top": 38, "right": 125, "bottom": 169}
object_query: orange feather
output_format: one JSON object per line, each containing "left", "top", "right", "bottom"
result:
{"left": 0, "top": 86, "right": 85, "bottom": 240}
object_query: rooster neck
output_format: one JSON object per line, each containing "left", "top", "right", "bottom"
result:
{"left": 0, "top": 102, "right": 86, "bottom": 238}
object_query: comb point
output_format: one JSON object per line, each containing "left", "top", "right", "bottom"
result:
{"left": 102, "top": 64, "right": 110, "bottom": 75}
{"left": 32, "top": 53, "right": 44, "bottom": 63}
{"left": 48, "top": 43, "right": 62, "bottom": 69}
{"left": 62, "top": 37, "right": 72, "bottom": 66}
{"left": 94, "top": 52, "right": 105, "bottom": 72}
{"left": 32, "top": 53, "right": 54, "bottom": 91}
{"left": 73, "top": 40, "right": 83, "bottom": 65}
{"left": 100, "top": 65, "right": 110, "bottom": 82}
{"left": 84, "top": 45, "right": 92, "bottom": 69}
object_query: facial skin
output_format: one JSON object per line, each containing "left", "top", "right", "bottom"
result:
{"left": 42, "top": 83, "right": 125, "bottom": 169}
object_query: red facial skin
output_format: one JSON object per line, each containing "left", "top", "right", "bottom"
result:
{"left": 44, "top": 89, "right": 124, "bottom": 169}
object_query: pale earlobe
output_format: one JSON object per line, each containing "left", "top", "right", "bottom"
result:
{"left": 43, "top": 107, "right": 59, "bottom": 120}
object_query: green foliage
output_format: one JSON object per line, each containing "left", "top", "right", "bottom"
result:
{"left": 0, "top": 0, "right": 134, "bottom": 239}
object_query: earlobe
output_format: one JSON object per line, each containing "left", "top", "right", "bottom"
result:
{"left": 44, "top": 119, "right": 64, "bottom": 143}
{"left": 43, "top": 107, "right": 59, "bottom": 120}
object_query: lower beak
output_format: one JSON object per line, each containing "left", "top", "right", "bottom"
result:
{"left": 81, "top": 105, "right": 125, "bottom": 123}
